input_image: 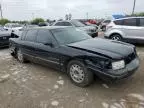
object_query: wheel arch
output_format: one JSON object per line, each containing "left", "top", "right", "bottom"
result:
{"left": 62, "top": 56, "right": 87, "bottom": 73}
{"left": 109, "top": 33, "right": 123, "bottom": 38}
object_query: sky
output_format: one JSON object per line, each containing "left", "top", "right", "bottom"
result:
{"left": 0, "top": 0, "right": 144, "bottom": 20}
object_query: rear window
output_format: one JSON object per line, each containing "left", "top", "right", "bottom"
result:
{"left": 114, "top": 20, "right": 123, "bottom": 25}
{"left": 123, "top": 18, "right": 137, "bottom": 26}
{"left": 36, "top": 29, "right": 52, "bottom": 44}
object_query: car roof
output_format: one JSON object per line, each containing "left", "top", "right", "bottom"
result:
{"left": 26, "top": 26, "right": 73, "bottom": 30}
{"left": 56, "top": 20, "right": 71, "bottom": 22}
{"left": 113, "top": 17, "right": 144, "bottom": 21}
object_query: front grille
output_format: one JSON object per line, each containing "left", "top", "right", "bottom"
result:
{"left": 0, "top": 36, "right": 10, "bottom": 41}
{"left": 125, "top": 52, "right": 136, "bottom": 64}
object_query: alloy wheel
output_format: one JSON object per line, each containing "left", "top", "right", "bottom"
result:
{"left": 111, "top": 35, "right": 121, "bottom": 41}
{"left": 70, "top": 64, "right": 85, "bottom": 83}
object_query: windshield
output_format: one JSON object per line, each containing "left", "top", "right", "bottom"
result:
{"left": 71, "top": 20, "right": 85, "bottom": 27}
{"left": 103, "top": 20, "right": 111, "bottom": 23}
{"left": 51, "top": 28, "right": 91, "bottom": 44}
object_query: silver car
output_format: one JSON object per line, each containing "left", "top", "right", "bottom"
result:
{"left": 104, "top": 17, "right": 144, "bottom": 43}
{"left": 53, "top": 20, "right": 98, "bottom": 38}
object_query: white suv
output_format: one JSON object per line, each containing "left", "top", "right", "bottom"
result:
{"left": 104, "top": 17, "right": 144, "bottom": 43}
{"left": 4, "top": 23, "right": 23, "bottom": 37}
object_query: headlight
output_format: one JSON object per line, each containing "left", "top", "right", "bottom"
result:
{"left": 112, "top": 60, "right": 125, "bottom": 70}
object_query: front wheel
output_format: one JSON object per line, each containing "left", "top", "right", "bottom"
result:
{"left": 67, "top": 60, "right": 94, "bottom": 87}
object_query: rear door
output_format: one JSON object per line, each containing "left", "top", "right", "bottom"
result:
{"left": 35, "top": 29, "right": 60, "bottom": 70}
{"left": 122, "top": 18, "right": 138, "bottom": 39}
{"left": 20, "top": 29, "right": 38, "bottom": 60}
{"left": 136, "top": 18, "right": 144, "bottom": 40}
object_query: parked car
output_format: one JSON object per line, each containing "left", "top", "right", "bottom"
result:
{"left": 4, "top": 23, "right": 23, "bottom": 37}
{"left": 22, "top": 24, "right": 39, "bottom": 29}
{"left": 9, "top": 26, "right": 139, "bottom": 87}
{"left": 80, "top": 21, "right": 99, "bottom": 30}
{"left": 104, "top": 17, "right": 144, "bottom": 43}
{"left": 100, "top": 20, "right": 111, "bottom": 31}
{"left": 0, "top": 28, "right": 11, "bottom": 47}
{"left": 38, "top": 22, "right": 49, "bottom": 26}
{"left": 15, "top": 24, "right": 39, "bottom": 37}
{"left": 53, "top": 20, "right": 98, "bottom": 38}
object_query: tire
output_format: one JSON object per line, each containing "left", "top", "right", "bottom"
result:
{"left": 67, "top": 60, "right": 94, "bottom": 87}
{"left": 11, "top": 33, "right": 14, "bottom": 38}
{"left": 91, "top": 32, "right": 98, "bottom": 38}
{"left": 11, "top": 52, "right": 16, "bottom": 58}
{"left": 17, "top": 49, "right": 26, "bottom": 63}
{"left": 9, "top": 46, "right": 17, "bottom": 58}
{"left": 110, "top": 34, "right": 122, "bottom": 41}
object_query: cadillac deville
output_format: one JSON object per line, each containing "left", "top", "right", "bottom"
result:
{"left": 9, "top": 26, "right": 139, "bottom": 87}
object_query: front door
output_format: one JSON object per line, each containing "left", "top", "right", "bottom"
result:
{"left": 35, "top": 29, "right": 60, "bottom": 70}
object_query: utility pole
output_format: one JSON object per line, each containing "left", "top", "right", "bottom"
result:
{"left": 132, "top": 0, "right": 136, "bottom": 15}
{"left": 0, "top": 3, "right": 3, "bottom": 19}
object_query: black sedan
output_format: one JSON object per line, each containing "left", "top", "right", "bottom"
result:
{"left": 9, "top": 26, "right": 139, "bottom": 87}
{"left": 0, "top": 28, "right": 11, "bottom": 47}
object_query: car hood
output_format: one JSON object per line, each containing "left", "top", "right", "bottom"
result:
{"left": 67, "top": 38, "right": 134, "bottom": 60}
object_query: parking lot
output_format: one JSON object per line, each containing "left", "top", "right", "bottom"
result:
{"left": 0, "top": 33, "right": 143, "bottom": 108}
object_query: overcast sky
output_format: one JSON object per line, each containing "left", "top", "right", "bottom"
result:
{"left": 0, "top": 0, "right": 144, "bottom": 20}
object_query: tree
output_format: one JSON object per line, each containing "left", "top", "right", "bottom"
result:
{"left": 0, "top": 18, "right": 10, "bottom": 25}
{"left": 19, "top": 20, "right": 29, "bottom": 24}
{"left": 132, "top": 12, "right": 144, "bottom": 16}
{"left": 65, "top": 14, "right": 72, "bottom": 20}
{"left": 31, "top": 18, "right": 45, "bottom": 25}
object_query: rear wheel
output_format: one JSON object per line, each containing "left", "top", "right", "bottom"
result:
{"left": 67, "top": 60, "right": 94, "bottom": 87}
{"left": 17, "top": 49, "right": 26, "bottom": 63}
{"left": 9, "top": 45, "right": 17, "bottom": 58}
{"left": 110, "top": 34, "right": 122, "bottom": 41}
